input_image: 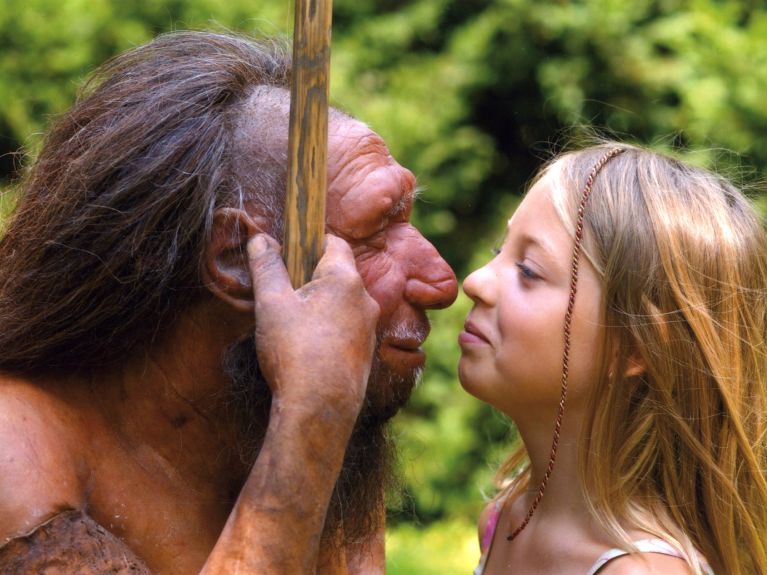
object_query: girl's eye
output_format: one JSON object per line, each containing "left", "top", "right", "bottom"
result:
{"left": 515, "top": 262, "right": 540, "bottom": 281}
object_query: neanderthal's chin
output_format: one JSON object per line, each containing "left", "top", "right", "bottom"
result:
{"left": 362, "top": 357, "right": 422, "bottom": 424}
{"left": 223, "top": 333, "right": 421, "bottom": 422}
{"left": 220, "top": 336, "right": 421, "bottom": 457}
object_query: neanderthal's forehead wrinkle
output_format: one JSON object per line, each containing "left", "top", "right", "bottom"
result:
{"left": 326, "top": 122, "right": 419, "bottom": 239}
{"left": 232, "top": 94, "right": 419, "bottom": 239}
{"left": 331, "top": 174, "right": 418, "bottom": 239}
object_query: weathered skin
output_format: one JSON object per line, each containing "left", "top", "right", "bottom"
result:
{"left": 0, "top": 118, "right": 458, "bottom": 573}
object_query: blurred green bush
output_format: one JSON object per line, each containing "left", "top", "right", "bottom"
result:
{"left": 386, "top": 519, "right": 478, "bottom": 574}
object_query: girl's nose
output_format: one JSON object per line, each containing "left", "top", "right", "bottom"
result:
{"left": 462, "top": 264, "right": 495, "bottom": 306}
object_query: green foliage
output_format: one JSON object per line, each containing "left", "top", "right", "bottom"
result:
{"left": 330, "top": 0, "right": 767, "bottom": 275}
{"left": 0, "top": 185, "right": 16, "bottom": 229}
{"left": 2, "top": 0, "right": 767, "bottom": 566}
{"left": 389, "top": 291, "right": 513, "bottom": 525}
{"left": 386, "top": 519, "right": 478, "bottom": 574}
{"left": 0, "top": 0, "right": 290, "bottom": 172}
{"left": 389, "top": 195, "right": 523, "bottom": 528}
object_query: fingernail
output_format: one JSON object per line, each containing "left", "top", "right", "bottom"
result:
{"left": 250, "top": 234, "right": 268, "bottom": 253}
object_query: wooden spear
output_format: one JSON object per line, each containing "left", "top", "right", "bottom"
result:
{"left": 283, "top": 0, "right": 333, "bottom": 288}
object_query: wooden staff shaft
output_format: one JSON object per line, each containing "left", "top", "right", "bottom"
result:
{"left": 283, "top": 0, "right": 333, "bottom": 288}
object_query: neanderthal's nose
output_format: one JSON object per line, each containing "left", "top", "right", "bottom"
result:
{"left": 404, "top": 239, "right": 458, "bottom": 310}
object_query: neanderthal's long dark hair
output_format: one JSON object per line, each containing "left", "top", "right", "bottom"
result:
{"left": 0, "top": 32, "right": 291, "bottom": 375}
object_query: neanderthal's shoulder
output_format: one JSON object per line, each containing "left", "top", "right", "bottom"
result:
{"left": 0, "top": 376, "right": 87, "bottom": 544}
{"left": 0, "top": 509, "right": 151, "bottom": 574}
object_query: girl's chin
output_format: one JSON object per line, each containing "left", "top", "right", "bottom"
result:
{"left": 457, "top": 361, "right": 487, "bottom": 400}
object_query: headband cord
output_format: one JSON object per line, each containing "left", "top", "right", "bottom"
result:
{"left": 507, "top": 147, "right": 626, "bottom": 541}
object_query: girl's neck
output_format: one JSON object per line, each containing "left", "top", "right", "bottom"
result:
{"left": 513, "top": 408, "right": 594, "bottom": 524}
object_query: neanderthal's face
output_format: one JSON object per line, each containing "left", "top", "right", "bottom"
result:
{"left": 325, "top": 120, "right": 458, "bottom": 418}
{"left": 219, "top": 119, "right": 456, "bottom": 544}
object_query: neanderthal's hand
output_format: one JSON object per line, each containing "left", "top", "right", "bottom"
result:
{"left": 247, "top": 233, "right": 379, "bottom": 418}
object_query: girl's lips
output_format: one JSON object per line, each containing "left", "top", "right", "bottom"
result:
{"left": 459, "top": 320, "right": 490, "bottom": 345}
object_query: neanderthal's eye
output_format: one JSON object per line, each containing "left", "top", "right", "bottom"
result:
{"left": 366, "top": 231, "right": 387, "bottom": 250}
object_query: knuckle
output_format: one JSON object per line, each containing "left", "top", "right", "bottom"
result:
{"left": 333, "top": 264, "right": 363, "bottom": 290}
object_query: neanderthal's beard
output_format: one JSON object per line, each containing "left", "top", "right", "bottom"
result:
{"left": 220, "top": 328, "right": 424, "bottom": 546}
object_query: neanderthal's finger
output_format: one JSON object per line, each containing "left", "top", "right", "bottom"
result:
{"left": 247, "top": 233, "right": 293, "bottom": 300}
{"left": 311, "top": 234, "right": 358, "bottom": 282}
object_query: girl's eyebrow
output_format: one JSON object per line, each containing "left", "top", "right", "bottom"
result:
{"left": 519, "top": 233, "right": 552, "bottom": 251}
{"left": 515, "top": 232, "right": 560, "bottom": 268}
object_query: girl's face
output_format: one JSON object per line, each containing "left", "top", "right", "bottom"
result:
{"left": 458, "top": 177, "right": 605, "bottom": 421}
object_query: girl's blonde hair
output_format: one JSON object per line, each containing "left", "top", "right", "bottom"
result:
{"left": 497, "top": 142, "right": 767, "bottom": 574}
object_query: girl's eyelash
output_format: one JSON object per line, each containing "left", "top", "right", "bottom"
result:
{"left": 489, "top": 247, "right": 539, "bottom": 279}
{"left": 515, "top": 262, "right": 539, "bottom": 280}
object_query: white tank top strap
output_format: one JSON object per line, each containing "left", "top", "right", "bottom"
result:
{"left": 586, "top": 539, "right": 714, "bottom": 575}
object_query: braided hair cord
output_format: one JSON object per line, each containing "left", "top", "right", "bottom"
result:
{"left": 507, "top": 147, "right": 626, "bottom": 541}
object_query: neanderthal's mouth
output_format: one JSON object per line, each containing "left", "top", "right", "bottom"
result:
{"left": 387, "top": 337, "right": 424, "bottom": 352}
{"left": 380, "top": 340, "right": 426, "bottom": 370}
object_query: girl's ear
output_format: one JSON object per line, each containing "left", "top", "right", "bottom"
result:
{"left": 202, "top": 208, "right": 271, "bottom": 313}
{"left": 607, "top": 337, "right": 647, "bottom": 379}
{"left": 624, "top": 354, "right": 646, "bottom": 378}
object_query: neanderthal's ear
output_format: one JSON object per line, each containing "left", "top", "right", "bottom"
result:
{"left": 203, "top": 207, "right": 270, "bottom": 313}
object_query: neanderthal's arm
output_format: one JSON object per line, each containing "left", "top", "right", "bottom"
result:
{"left": 0, "top": 510, "right": 151, "bottom": 575}
{"left": 200, "top": 234, "right": 379, "bottom": 574}
{"left": 346, "top": 522, "right": 386, "bottom": 574}
{"left": 200, "top": 398, "right": 359, "bottom": 574}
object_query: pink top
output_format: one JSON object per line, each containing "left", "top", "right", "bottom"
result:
{"left": 480, "top": 501, "right": 502, "bottom": 553}
{"left": 473, "top": 500, "right": 502, "bottom": 575}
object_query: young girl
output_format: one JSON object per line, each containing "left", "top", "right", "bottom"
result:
{"left": 459, "top": 143, "right": 767, "bottom": 574}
